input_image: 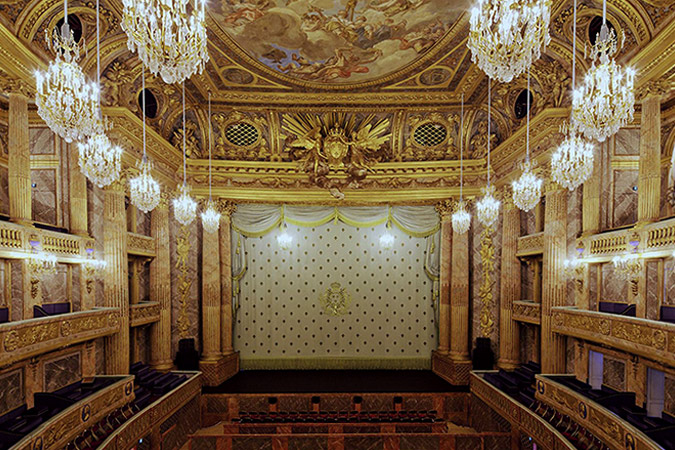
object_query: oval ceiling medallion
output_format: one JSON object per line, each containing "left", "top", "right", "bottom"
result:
{"left": 210, "top": 0, "right": 469, "bottom": 85}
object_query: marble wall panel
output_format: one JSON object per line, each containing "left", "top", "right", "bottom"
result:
{"left": 589, "top": 264, "right": 598, "bottom": 311}
{"left": 0, "top": 262, "right": 4, "bottom": 307}
{"left": 31, "top": 168, "right": 57, "bottom": 225}
{"left": 170, "top": 219, "right": 200, "bottom": 358}
{"left": 565, "top": 338, "right": 576, "bottom": 374}
{"left": 646, "top": 260, "right": 659, "bottom": 320}
{"left": 601, "top": 263, "right": 627, "bottom": 303}
{"left": 660, "top": 165, "right": 671, "bottom": 219}
{"left": 614, "top": 129, "right": 640, "bottom": 155}
{"left": 469, "top": 395, "right": 511, "bottom": 432}
{"left": 566, "top": 189, "right": 582, "bottom": 306}
{"left": 0, "top": 166, "right": 8, "bottom": 216}
{"left": 71, "top": 265, "right": 81, "bottom": 312}
{"left": 520, "top": 261, "right": 534, "bottom": 301}
{"left": 0, "top": 369, "right": 23, "bottom": 416}
{"left": 343, "top": 437, "right": 383, "bottom": 450}
{"left": 612, "top": 169, "right": 638, "bottom": 228}
{"left": 40, "top": 263, "right": 67, "bottom": 303}
{"left": 139, "top": 262, "right": 150, "bottom": 302}
{"left": 133, "top": 326, "right": 150, "bottom": 364}
{"left": 520, "top": 209, "right": 537, "bottom": 236}
{"left": 664, "top": 373, "right": 675, "bottom": 417}
{"left": 665, "top": 258, "right": 675, "bottom": 306}
{"left": 519, "top": 323, "right": 538, "bottom": 364}
{"left": 30, "top": 127, "right": 55, "bottom": 155}
{"left": 137, "top": 210, "right": 151, "bottom": 236}
{"left": 0, "top": 123, "right": 7, "bottom": 158}
{"left": 87, "top": 183, "right": 105, "bottom": 306}
{"left": 95, "top": 338, "right": 105, "bottom": 374}
{"left": 320, "top": 396, "right": 352, "bottom": 411}
{"left": 10, "top": 260, "right": 22, "bottom": 321}
{"left": 44, "top": 352, "right": 81, "bottom": 392}
{"left": 600, "top": 141, "right": 612, "bottom": 231}
{"left": 602, "top": 356, "right": 626, "bottom": 391}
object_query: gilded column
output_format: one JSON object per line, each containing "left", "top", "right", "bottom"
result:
{"left": 150, "top": 197, "right": 172, "bottom": 370}
{"left": 68, "top": 143, "right": 88, "bottom": 236}
{"left": 8, "top": 93, "right": 31, "bottom": 225}
{"left": 637, "top": 92, "right": 662, "bottom": 225}
{"left": 435, "top": 201, "right": 452, "bottom": 354}
{"left": 499, "top": 197, "right": 520, "bottom": 369}
{"left": 103, "top": 180, "right": 129, "bottom": 375}
{"left": 541, "top": 180, "right": 567, "bottom": 374}
{"left": 220, "top": 201, "right": 237, "bottom": 355}
{"left": 582, "top": 149, "right": 601, "bottom": 236}
{"left": 201, "top": 220, "right": 222, "bottom": 361}
{"left": 449, "top": 225, "right": 470, "bottom": 362}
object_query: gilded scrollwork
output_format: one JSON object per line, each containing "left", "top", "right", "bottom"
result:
{"left": 212, "top": 111, "right": 270, "bottom": 161}
{"left": 400, "top": 112, "right": 460, "bottom": 161}
{"left": 479, "top": 226, "right": 496, "bottom": 338}
{"left": 175, "top": 225, "right": 192, "bottom": 339}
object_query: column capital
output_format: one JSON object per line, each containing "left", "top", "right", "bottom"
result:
{"left": 435, "top": 199, "right": 453, "bottom": 219}
{"left": 217, "top": 199, "right": 237, "bottom": 218}
{"left": 501, "top": 186, "right": 516, "bottom": 211}
{"left": 0, "top": 72, "right": 33, "bottom": 98}
{"left": 636, "top": 79, "right": 672, "bottom": 103}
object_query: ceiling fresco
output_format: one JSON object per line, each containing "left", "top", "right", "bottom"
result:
{"left": 209, "top": 0, "right": 470, "bottom": 85}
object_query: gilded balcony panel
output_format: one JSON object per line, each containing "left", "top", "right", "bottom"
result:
{"left": 0, "top": 308, "right": 120, "bottom": 367}
{"left": 127, "top": 232, "right": 156, "bottom": 258}
{"left": 512, "top": 301, "right": 541, "bottom": 325}
{"left": 516, "top": 232, "right": 544, "bottom": 257}
{"left": 471, "top": 373, "right": 576, "bottom": 450}
{"left": 645, "top": 217, "right": 675, "bottom": 250}
{"left": 12, "top": 375, "right": 135, "bottom": 450}
{"left": 551, "top": 307, "right": 675, "bottom": 368}
{"left": 129, "top": 301, "right": 161, "bottom": 327}
{"left": 535, "top": 375, "right": 663, "bottom": 450}
{"left": 0, "top": 221, "right": 94, "bottom": 261}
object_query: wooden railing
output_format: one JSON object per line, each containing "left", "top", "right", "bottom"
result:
{"left": 127, "top": 232, "right": 156, "bottom": 258}
{"left": 12, "top": 376, "right": 135, "bottom": 450}
{"left": 513, "top": 301, "right": 541, "bottom": 325}
{"left": 535, "top": 375, "right": 663, "bottom": 450}
{"left": 98, "top": 372, "right": 202, "bottom": 450}
{"left": 551, "top": 307, "right": 675, "bottom": 368}
{"left": 471, "top": 372, "right": 576, "bottom": 450}
{"left": 0, "top": 308, "right": 120, "bottom": 367}
{"left": 129, "top": 301, "right": 161, "bottom": 327}
{"left": 517, "top": 232, "right": 544, "bottom": 257}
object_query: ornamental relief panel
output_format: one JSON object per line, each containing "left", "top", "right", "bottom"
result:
{"left": 400, "top": 112, "right": 460, "bottom": 162}
{"left": 212, "top": 111, "right": 272, "bottom": 161}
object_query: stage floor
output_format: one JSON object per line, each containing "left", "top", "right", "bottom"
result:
{"left": 203, "top": 370, "right": 467, "bottom": 394}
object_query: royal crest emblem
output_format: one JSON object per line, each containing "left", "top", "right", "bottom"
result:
{"left": 319, "top": 282, "right": 352, "bottom": 316}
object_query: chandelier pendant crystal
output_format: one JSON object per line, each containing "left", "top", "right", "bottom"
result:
{"left": 35, "top": 0, "right": 99, "bottom": 143}
{"left": 468, "top": 0, "right": 551, "bottom": 82}
{"left": 201, "top": 92, "right": 221, "bottom": 234}
{"left": 121, "top": 0, "right": 208, "bottom": 84}
{"left": 173, "top": 83, "right": 198, "bottom": 226}
{"left": 130, "top": 69, "right": 161, "bottom": 213}
{"left": 512, "top": 65, "right": 542, "bottom": 212}
{"left": 452, "top": 94, "right": 471, "bottom": 234}
{"left": 572, "top": 0, "right": 635, "bottom": 142}
{"left": 476, "top": 80, "right": 501, "bottom": 228}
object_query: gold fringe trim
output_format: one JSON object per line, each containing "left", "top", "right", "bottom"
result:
{"left": 240, "top": 357, "right": 432, "bottom": 370}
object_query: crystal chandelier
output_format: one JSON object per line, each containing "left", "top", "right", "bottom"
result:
{"left": 201, "top": 93, "right": 221, "bottom": 234}
{"left": 512, "top": 66, "right": 542, "bottom": 212}
{"left": 476, "top": 80, "right": 501, "bottom": 227}
{"left": 468, "top": 0, "right": 551, "bottom": 82}
{"left": 173, "top": 83, "right": 198, "bottom": 226}
{"left": 277, "top": 224, "right": 293, "bottom": 250}
{"left": 612, "top": 253, "right": 642, "bottom": 281}
{"left": 129, "top": 69, "right": 161, "bottom": 213}
{"left": 27, "top": 251, "right": 58, "bottom": 277}
{"left": 453, "top": 95, "right": 471, "bottom": 234}
{"left": 121, "top": 0, "right": 208, "bottom": 84}
{"left": 35, "top": 0, "right": 99, "bottom": 143}
{"left": 572, "top": 0, "right": 635, "bottom": 142}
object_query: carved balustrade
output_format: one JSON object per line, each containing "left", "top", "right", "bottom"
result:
{"left": 127, "top": 232, "right": 156, "bottom": 258}
{"left": 0, "top": 308, "right": 120, "bottom": 367}
{"left": 512, "top": 301, "right": 541, "bottom": 325}
{"left": 551, "top": 307, "right": 675, "bottom": 368}
{"left": 129, "top": 301, "right": 161, "bottom": 327}
{"left": 534, "top": 375, "right": 663, "bottom": 450}
{"left": 517, "top": 232, "right": 544, "bottom": 257}
{"left": 0, "top": 220, "right": 95, "bottom": 262}
{"left": 471, "top": 373, "right": 576, "bottom": 450}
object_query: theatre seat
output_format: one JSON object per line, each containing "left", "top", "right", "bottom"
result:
{"left": 0, "top": 307, "right": 8, "bottom": 324}
{"left": 661, "top": 306, "right": 675, "bottom": 324}
{"left": 33, "top": 302, "right": 70, "bottom": 318}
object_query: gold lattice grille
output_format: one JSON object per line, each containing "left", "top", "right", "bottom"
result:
{"left": 225, "top": 122, "right": 259, "bottom": 147}
{"left": 413, "top": 122, "right": 447, "bottom": 147}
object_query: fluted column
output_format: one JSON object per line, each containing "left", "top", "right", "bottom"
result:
{"left": 220, "top": 202, "right": 237, "bottom": 355}
{"left": 499, "top": 198, "right": 520, "bottom": 369}
{"left": 435, "top": 201, "right": 452, "bottom": 354}
{"left": 150, "top": 197, "right": 172, "bottom": 370}
{"left": 8, "top": 93, "right": 31, "bottom": 225}
{"left": 637, "top": 93, "right": 662, "bottom": 225}
{"left": 541, "top": 181, "right": 567, "bottom": 373}
{"left": 201, "top": 222, "right": 222, "bottom": 361}
{"left": 582, "top": 150, "right": 601, "bottom": 236}
{"left": 449, "top": 226, "right": 470, "bottom": 362}
{"left": 68, "top": 143, "right": 88, "bottom": 236}
{"left": 104, "top": 181, "right": 129, "bottom": 375}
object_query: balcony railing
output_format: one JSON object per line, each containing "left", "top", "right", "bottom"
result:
{"left": 129, "top": 301, "right": 161, "bottom": 327}
{"left": 517, "top": 232, "right": 544, "bottom": 257}
{"left": 513, "top": 301, "right": 541, "bottom": 325}
{"left": 0, "top": 220, "right": 94, "bottom": 262}
{"left": 127, "top": 232, "right": 156, "bottom": 258}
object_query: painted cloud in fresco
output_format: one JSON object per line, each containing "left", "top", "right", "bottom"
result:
{"left": 213, "top": 0, "right": 469, "bottom": 83}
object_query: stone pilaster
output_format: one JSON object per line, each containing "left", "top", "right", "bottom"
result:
{"left": 22, "top": 259, "right": 40, "bottom": 319}
{"left": 201, "top": 224, "right": 222, "bottom": 361}
{"left": 637, "top": 94, "right": 661, "bottom": 225}
{"left": 103, "top": 181, "right": 129, "bottom": 375}
{"left": 499, "top": 198, "right": 520, "bottom": 369}
{"left": 582, "top": 149, "right": 601, "bottom": 236}
{"left": 541, "top": 180, "right": 567, "bottom": 374}
{"left": 435, "top": 200, "right": 452, "bottom": 354}
{"left": 220, "top": 202, "right": 237, "bottom": 355}
{"left": 68, "top": 143, "right": 88, "bottom": 236}
{"left": 150, "top": 198, "right": 172, "bottom": 370}
{"left": 8, "top": 93, "right": 31, "bottom": 225}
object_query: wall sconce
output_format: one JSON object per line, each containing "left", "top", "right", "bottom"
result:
{"left": 563, "top": 258, "right": 585, "bottom": 292}
{"left": 26, "top": 239, "right": 57, "bottom": 299}
{"left": 612, "top": 253, "right": 642, "bottom": 296}
{"left": 276, "top": 224, "right": 292, "bottom": 251}
{"left": 83, "top": 259, "right": 107, "bottom": 294}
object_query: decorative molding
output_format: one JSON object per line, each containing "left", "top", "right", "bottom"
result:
{"left": 551, "top": 307, "right": 675, "bottom": 368}
{"left": 478, "top": 226, "right": 496, "bottom": 338}
{"left": 175, "top": 225, "right": 191, "bottom": 339}
{"left": 127, "top": 232, "right": 156, "bottom": 258}
{"left": 0, "top": 308, "right": 120, "bottom": 367}
{"left": 129, "top": 302, "right": 161, "bottom": 328}
{"left": 199, "top": 352, "right": 239, "bottom": 387}
{"left": 517, "top": 232, "right": 545, "bottom": 257}
{"left": 512, "top": 301, "right": 542, "bottom": 325}
{"left": 432, "top": 351, "right": 471, "bottom": 385}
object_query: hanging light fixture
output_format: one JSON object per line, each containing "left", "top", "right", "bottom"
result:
{"left": 476, "top": 80, "right": 501, "bottom": 228}
{"left": 76, "top": 0, "right": 122, "bottom": 188}
{"left": 201, "top": 92, "right": 221, "bottom": 234}
{"left": 467, "top": 0, "right": 551, "bottom": 83}
{"left": 277, "top": 206, "right": 292, "bottom": 250}
{"left": 512, "top": 65, "right": 543, "bottom": 212}
{"left": 35, "top": 0, "right": 99, "bottom": 142}
{"left": 551, "top": 0, "right": 595, "bottom": 191}
{"left": 380, "top": 209, "right": 396, "bottom": 249}
{"left": 452, "top": 94, "right": 471, "bottom": 234}
{"left": 173, "top": 83, "right": 197, "bottom": 226}
{"left": 121, "top": 0, "right": 208, "bottom": 84}
{"left": 571, "top": 0, "right": 635, "bottom": 142}
{"left": 129, "top": 68, "right": 161, "bottom": 213}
